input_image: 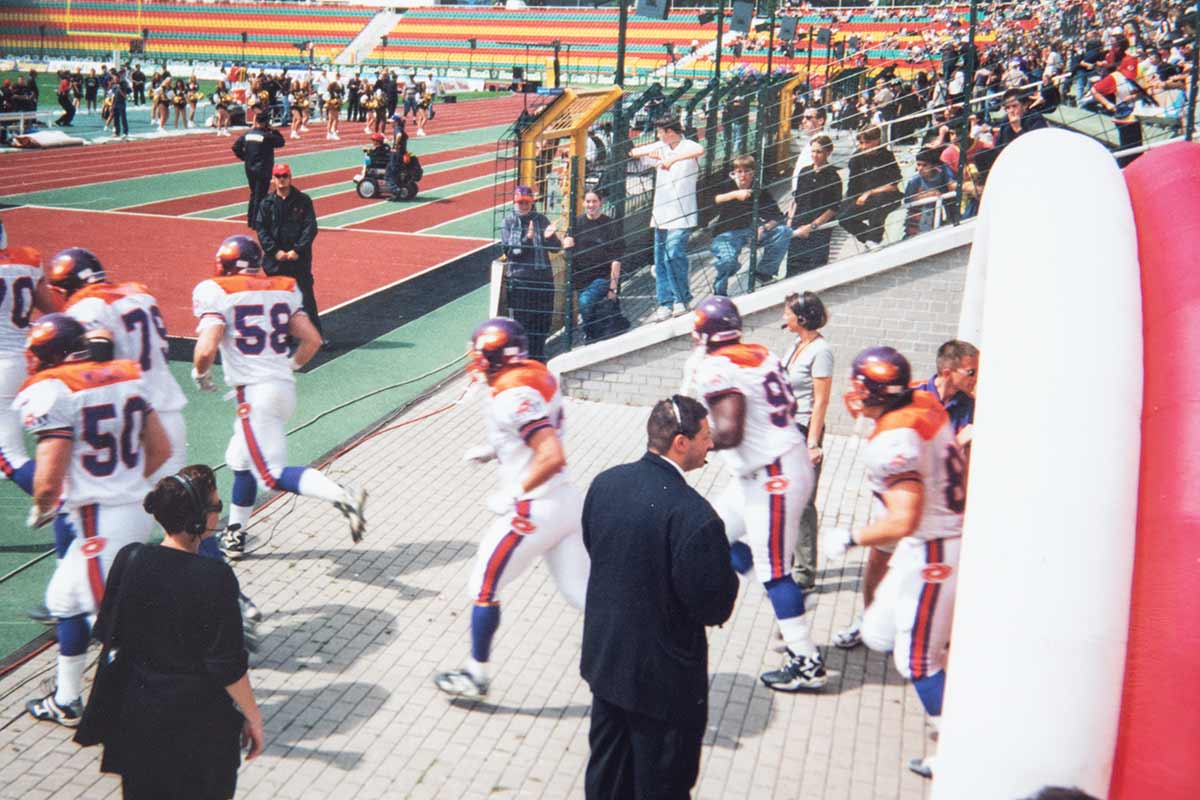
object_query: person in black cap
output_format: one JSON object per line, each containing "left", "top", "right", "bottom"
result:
{"left": 499, "top": 184, "right": 560, "bottom": 361}
{"left": 232, "top": 114, "right": 286, "bottom": 228}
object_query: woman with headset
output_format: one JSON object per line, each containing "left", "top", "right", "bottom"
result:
{"left": 782, "top": 291, "right": 832, "bottom": 590}
{"left": 76, "top": 465, "right": 264, "bottom": 799}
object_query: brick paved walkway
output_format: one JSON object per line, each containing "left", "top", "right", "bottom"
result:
{"left": 0, "top": 376, "right": 933, "bottom": 800}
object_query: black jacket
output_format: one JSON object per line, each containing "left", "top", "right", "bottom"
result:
{"left": 580, "top": 452, "right": 738, "bottom": 723}
{"left": 232, "top": 125, "right": 286, "bottom": 176}
{"left": 256, "top": 188, "right": 318, "bottom": 272}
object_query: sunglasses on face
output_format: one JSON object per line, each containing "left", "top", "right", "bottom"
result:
{"left": 957, "top": 368, "right": 978, "bottom": 376}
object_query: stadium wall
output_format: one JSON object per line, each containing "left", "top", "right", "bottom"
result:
{"left": 550, "top": 225, "right": 972, "bottom": 436}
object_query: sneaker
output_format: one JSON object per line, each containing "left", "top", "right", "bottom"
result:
{"left": 761, "top": 649, "right": 827, "bottom": 692}
{"left": 300, "top": 125, "right": 310, "bottom": 132}
{"left": 416, "top": 129, "right": 427, "bottom": 137}
{"left": 239, "top": 592, "right": 262, "bottom": 622}
{"left": 434, "top": 669, "right": 489, "bottom": 698}
{"left": 219, "top": 524, "right": 246, "bottom": 560}
{"left": 331, "top": 132, "right": 340, "bottom": 140}
{"left": 672, "top": 302, "right": 689, "bottom": 317}
{"left": 26, "top": 693, "right": 82, "bottom": 727}
{"left": 290, "top": 131, "right": 300, "bottom": 140}
{"left": 908, "top": 755, "right": 935, "bottom": 779}
{"left": 335, "top": 486, "right": 367, "bottom": 543}
{"left": 833, "top": 621, "right": 863, "bottom": 649}
{"left": 653, "top": 306, "right": 673, "bottom": 322}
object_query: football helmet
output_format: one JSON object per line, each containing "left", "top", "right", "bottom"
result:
{"left": 215, "top": 235, "right": 262, "bottom": 275}
{"left": 47, "top": 248, "right": 107, "bottom": 298}
{"left": 692, "top": 296, "right": 742, "bottom": 346}
{"left": 844, "top": 346, "right": 912, "bottom": 417}
{"left": 468, "top": 317, "right": 528, "bottom": 374}
{"left": 25, "top": 313, "right": 91, "bottom": 374}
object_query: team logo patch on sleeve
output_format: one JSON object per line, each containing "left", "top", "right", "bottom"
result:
{"left": 237, "top": 403, "right": 252, "bottom": 419}
{"left": 80, "top": 538, "right": 107, "bottom": 559}
{"left": 510, "top": 516, "right": 536, "bottom": 535}
{"left": 921, "top": 563, "right": 953, "bottom": 583}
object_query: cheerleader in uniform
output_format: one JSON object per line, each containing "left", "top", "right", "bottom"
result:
{"left": 372, "top": 89, "right": 388, "bottom": 136}
{"left": 324, "top": 80, "right": 343, "bottom": 140}
{"left": 170, "top": 79, "right": 187, "bottom": 128}
{"left": 414, "top": 82, "right": 430, "bottom": 137}
{"left": 361, "top": 91, "right": 377, "bottom": 134}
{"left": 150, "top": 80, "right": 167, "bottom": 129}
{"left": 186, "top": 76, "right": 200, "bottom": 128}
{"left": 298, "top": 80, "right": 313, "bottom": 132}
{"left": 212, "top": 80, "right": 232, "bottom": 136}
{"left": 289, "top": 87, "right": 305, "bottom": 139}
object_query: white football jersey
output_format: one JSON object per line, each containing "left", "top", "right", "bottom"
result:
{"left": 192, "top": 274, "right": 304, "bottom": 387}
{"left": 66, "top": 282, "right": 187, "bottom": 413}
{"left": 485, "top": 361, "right": 566, "bottom": 498}
{"left": 864, "top": 391, "right": 965, "bottom": 541}
{"left": 694, "top": 343, "right": 806, "bottom": 475}
{"left": 0, "top": 246, "right": 44, "bottom": 357}
{"left": 14, "top": 359, "right": 153, "bottom": 511}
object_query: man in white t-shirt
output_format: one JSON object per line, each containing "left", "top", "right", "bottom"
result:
{"left": 630, "top": 119, "right": 704, "bottom": 322}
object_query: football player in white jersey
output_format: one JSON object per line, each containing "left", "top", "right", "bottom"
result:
{"left": 16, "top": 313, "right": 171, "bottom": 726}
{"left": 434, "top": 317, "right": 589, "bottom": 699}
{"left": 192, "top": 235, "right": 365, "bottom": 559}
{"left": 820, "top": 346, "right": 965, "bottom": 778}
{"left": 47, "top": 247, "right": 188, "bottom": 484}
{"left": 0, "top": 219, "right": 65, "bottom": 495}
{"left": 687, "top": 296, "right": 824, "bottom": 691}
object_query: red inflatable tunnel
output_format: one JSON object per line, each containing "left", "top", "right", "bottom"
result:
{"left": 1110, "top": 142, "right": 1200, "bottom": 798}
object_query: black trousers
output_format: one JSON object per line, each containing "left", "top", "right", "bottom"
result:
{"left": 1115, "top": 121, "right": 1144, "bottom": 169}
{"left": 245, "top": 173, "right": 270, "bottom": 229}
{"left": 112, "top": 104, "right": 128, "bottom": 136}
{"left": 56, "top": 95, "right": 76, "bottom": 125}
{"left": 132, "top": 85, "right": 145, "bottom": 105}
{"left": 273, "top": 261, "right": 322, "bottom": 336}
{"left": 840, "top": 194, "right": 898, "bottom": 245}
{"left": 347, "top": 95, "right": 360, "bottom": 121}
{"left": 786, "top": 227, "right": 833, "bottom": 276}
{"left": 507, "top": 274, "right": 555, "bottom": 362}
{"left": 585, "top": 695, "right": 705, "bottom": 800}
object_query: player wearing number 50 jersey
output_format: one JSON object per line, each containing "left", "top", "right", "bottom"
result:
{"left": 15, "top": 313, "right": 171, "bottom": 727}
{"left": 192, "top": 235, "right": 365, "bottom": 560}
{"left": 434, "top": 317, "right": 589, "bottom": 700}
{"left": 685, "top": 296, "right": 824, "bottom": 692}
{"left": 820, "top": 346, "right": 965, "bottom": 779}
{"left": 0, "top": 219, "right": 66, "bottom": 495}
{"left": 48, "top": 247, "right": 188, "bottom": 485}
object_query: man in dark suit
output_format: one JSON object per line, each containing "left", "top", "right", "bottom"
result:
{"left": 580, "top": 395, "right": 739, "bottom": 800}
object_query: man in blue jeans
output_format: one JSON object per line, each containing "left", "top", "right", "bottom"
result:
{"left": 710, "top": 155, "right": 792, "bottom": 296}
{"left": 631, "top": 120, "right": 704, "bottom": 321}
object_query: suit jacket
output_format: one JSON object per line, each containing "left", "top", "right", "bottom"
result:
{"left": 580, "top": 452, "right": 738, "bottom": 723}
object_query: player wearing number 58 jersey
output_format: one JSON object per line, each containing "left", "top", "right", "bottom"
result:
{"left": 14, "top": 313, "right": 171, "bottom": 727}
{"left": 48, "top": 247, "right": 188, "bottom": 484}
{"left": 192, "top": 235, "right": 365, "bottom": 559}
{"left": 820, "top": 346, "right": 965, "bottom": 779}
{"left": 0, "top": 219, "right": 65, "bottom": 495}
{"left": 685, "top": 296, "right": 823, "bottom": 692}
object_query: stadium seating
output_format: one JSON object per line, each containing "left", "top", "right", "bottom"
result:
{"left": 0, "top": 0, "right": 375, "bottom": 63}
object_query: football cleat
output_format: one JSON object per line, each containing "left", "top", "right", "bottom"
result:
{"left": 26, "top": 693, "right": 82, "bottom": 727}
{"left": 468, "top": 317, "right": 528, "bottom": 375}
{"left": 844, "top": 346, "right": 913, "bottom": 417}
{"left": 46, "top": 247, "right": 107, "bottom": 299}
{"left": 25, "top": 314, "right": 92, "bottom": 374}
{"left": 908, "top": 755, "right": 936, "bottom": 779}
{"left": 215, "top": 235, "right": 262, "bottom": 276}
{"left": 335, "top": 486, "right": 367, "bottom": 543}
{"left": 27, "top": 603, "right": 55, "bottom": 626}
{"left": 761, "top": 649, "right": 827, "bottom": 692}
{"left": 434, "top": 669, "right": 489, "bottom": 699}
{"left": 833, "top": 620, "right": 863, "bottom": 649}
{"left": 692, "top": 296, "right": 743, "bottom": 346}
{"left": 219, "top": 524, "right": 246, "bottom": 560}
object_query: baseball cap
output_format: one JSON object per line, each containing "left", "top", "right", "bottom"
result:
{"left": 272, "top": 163, "right": 292, "bottom": 177}
{"left": 1118, "top": 55, "right": 1139, "bottom": 81}
{"left": 514, "top": 185, "right": 535, "bottom": 199}
{"left": 371, "top": 132, "right": 385, "bottom": 143}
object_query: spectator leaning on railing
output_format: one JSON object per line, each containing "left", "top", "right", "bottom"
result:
{"left": 840, "top": 125, "right": 902, "bottom": 250}
{"left": 560, "top": 189, "right": 623, "bottom": 344}
{"left": 903, "top": 148, "right": 958, "bottom": 238}
{"left": 786, "top": 135, "right": 842, "bottom": 276}
{"left": 709, "top": 155, "right": 792, "bottom": 296}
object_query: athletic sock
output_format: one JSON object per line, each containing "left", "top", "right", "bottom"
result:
{"left": 765, "top": 577, "right": 817, "bottom": 658}
{"left": 913, "top": 671, "right": 946, "bottom": 717}
{"left": 470, "top": 603, "right": 501, "bottom": 664}
{"left": 55, "top": 653, "right": 88, "bottom": 706}
{"left": 291, "top": 467, "right": 348, "bottom": 504}
{"left": 10, "top": 460, "right": 33, "bottom": 495}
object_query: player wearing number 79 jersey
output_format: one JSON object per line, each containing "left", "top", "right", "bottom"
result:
{"left": 48, "top": 247, "right": 188, "bottom": 484}
{"left": 192, "top": 235, "right": 365, "bottom": 559}
{"left": 686, "top": 296, "right": 823, "bottom": 692}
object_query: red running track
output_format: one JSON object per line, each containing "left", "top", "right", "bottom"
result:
{"left": 3, "top": 206, "right": 489, "bottom": 335}
{"left": 121, "top": 141, "right": 496, "bottom": 217}
{"left": 0, "top": 95, "right": 527, "bottom": 195}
